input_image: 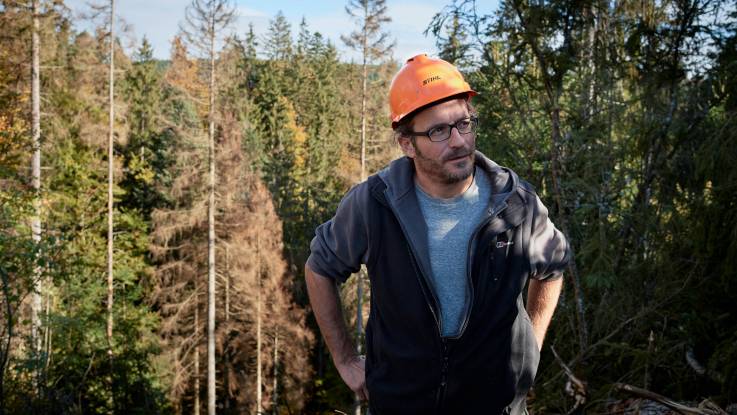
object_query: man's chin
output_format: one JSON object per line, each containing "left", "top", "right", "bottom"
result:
{"left": 446, "top": 154, "right": 474, "bottom": 172}
{"left": 442, "top": 164, "right": 474, "bottom": 184}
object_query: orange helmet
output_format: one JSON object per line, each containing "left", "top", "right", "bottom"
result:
{"left": 389, "top": 54, "right": 476, "bottom": 129}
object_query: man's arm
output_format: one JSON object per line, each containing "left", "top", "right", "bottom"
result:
{"left": 305, "top": 264, "right": 368, "bottom": 400}
{"left": 526, "top": 277, "right": 563, "bottom": 351}
{"left": 526, "top": 190, "right": 569, "bottom": 351}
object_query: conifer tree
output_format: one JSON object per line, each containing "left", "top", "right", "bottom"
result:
{"left": 426, "top": 1, "right": 737, "bottom": 411}
{"left": 179, "top": 1, "right": 236, "bottom": 412}
{"left": 153, "top": 35, "right": 208, "bottom": 414}
{"left": 341, "top": 0, "right": 394, "bottom": 182}
{"left": 106, "top": 0, "right": 116, "bottom": 384}
{"left": 152, "top": 102, "right": 314, "bottom": 414}
{"left": 263, "top": 11, "right": 292, "bottom": 62}
{"left": 30, "top": 0, "right": 43, "bottom": 372}
{"left": 120, "top": 38, "right": 172, "bottom": 217}
{"left": 1, "top": 11, "right": 165, "bottom": 410}
{"left": 341, "top": 4, "right": 393, "bottom": 412}
{"left": 433, "top": 9, "right": 471, "bottom": 67}
{"left": 244, "top": 23, "right": 258, "bottom": 60}
{"left": 0, "top": 4, "right": 50, "bottom": 403}
{"left": 216, "top": 114, "right": 313, "bottom": 413}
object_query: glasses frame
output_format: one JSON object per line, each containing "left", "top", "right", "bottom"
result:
{"left": 404, "top": 116, "right": 478, "bottom": 142}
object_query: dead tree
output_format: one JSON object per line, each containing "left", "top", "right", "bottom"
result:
{"left": 179, "top": 1, "right": 236, "bottom": 413}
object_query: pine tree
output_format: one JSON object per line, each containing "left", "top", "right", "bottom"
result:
{"left": 436, "top": 9, "right": 471, "bottom": 68}
{"left": 216, "top": 114, "right": 313, "bottom": 413}
{"left": 263, "top": 11, "right": 292, "bottom": 62}
{"left": 179, "top": 1, "right": 236, "bottom": 412}
{"left": 153, "top": 33, "right": 208, "bottom": 414}
{"left": 341, "top": 0, "right": 394, "bottom": 183}
{"left": 152, "top": 104, "right": 314, "bottom": 414}
{"left": 0, "top": 4, "right": 45, "bottom": 404}
{"left": 341, "top": 4, "right": 394, "bottom": 412}
{"left": 426, "top": 0, "right": 737, "bottom": 410}
{"left": 30, "top": 0, "right": 43, "bottom": 375}
{"left": 120, "top": 37, "right": 172, "bottom": 217}
{"left": 105, "top": 0, "right": 116, "bottom": 388}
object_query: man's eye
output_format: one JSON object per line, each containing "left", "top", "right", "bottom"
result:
{"left": 456, "top": 119, "right": 471, "bottom": 130}
{"left": 428, "top": 125, "right": 449, "bottom": 137}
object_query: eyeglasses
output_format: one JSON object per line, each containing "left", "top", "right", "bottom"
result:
{"left": 405, "top": 116, "right": 478, "bottom": 142}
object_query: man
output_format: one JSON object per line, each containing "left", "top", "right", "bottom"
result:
{"left": 305, "top": 54, "right": 570, "bottom": 414}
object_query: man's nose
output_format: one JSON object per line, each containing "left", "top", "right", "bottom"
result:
{"left": 447, "top": 126, "right": 466, "bottom": 148}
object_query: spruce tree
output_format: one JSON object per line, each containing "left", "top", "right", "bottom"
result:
{"left": 263, "top": 11, "right": 292, "bottom": 62}
{"left": 341, "top": 4, "right": 394, "bottom": 412}
{"left": 179, "top": 1, "right": 236, "bottom": 412}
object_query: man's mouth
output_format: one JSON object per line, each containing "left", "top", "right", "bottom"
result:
{"left": 446, "top": 153, "right": 471, "bottom": 162}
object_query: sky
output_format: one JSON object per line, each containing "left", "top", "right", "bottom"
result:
{"left": 63, "top": 0, "right": 499, "bottom": 62}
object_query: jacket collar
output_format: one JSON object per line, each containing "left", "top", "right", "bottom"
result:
{"left": 376, "top": 150, "right": 524, "bottom": 283}
{"left": 377, "top": 150, "right": 519, "bottom": 212}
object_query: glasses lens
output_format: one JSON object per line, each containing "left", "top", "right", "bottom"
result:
{"left": 456, "top": 119, "right": 472, "bottom": 133}
{"left": 428, "top": 125, "right": 451, "bottom": 141}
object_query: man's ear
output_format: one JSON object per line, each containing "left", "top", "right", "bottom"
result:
{"left": 398, "top": 135, "right": 416, "bottom": 159}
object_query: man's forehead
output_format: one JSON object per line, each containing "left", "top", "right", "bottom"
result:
{"left": 413, "top": 99, "right": 469, "bottom": 127}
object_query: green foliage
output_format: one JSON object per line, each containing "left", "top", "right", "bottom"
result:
{"left": 0, "top": 9, "right": 170, "bottom": 411}
{"left": 431, "top": 0, "right": 737, "bottom": 410}
{"left": 263, "top": 11, "right": 293, "bottom": 61}
{"left": 8, "top": 0, "right": 736, "bottom": 412}
{"left": 41, "top": 139, "right": 168, "bottom": 414}
{"left": 120, "top": 38, "right": 174, "bottom": 217}
{"left": 427, "top": 8, "right": 472, "bottom": 68}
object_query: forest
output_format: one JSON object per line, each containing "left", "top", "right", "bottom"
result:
{"left": 0, "top": 0, "right": 736, "bottom": 413}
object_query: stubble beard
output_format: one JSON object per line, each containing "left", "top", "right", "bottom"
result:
{"left": 413, "top": 143, "right": 476, "bottom": 185}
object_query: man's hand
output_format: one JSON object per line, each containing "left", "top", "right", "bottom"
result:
{"left": 336, "top": 355, "right": 368, "bottom": 401}
{"left": 305, "top": 264, "right": 369, "bottom": 400}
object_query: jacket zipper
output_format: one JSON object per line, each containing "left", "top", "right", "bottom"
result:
{"left": 451, "top": 202, "right": 509, "bottom": 340}
{"left": 435, "top": 338, "right": 449, "bottom": 412}
{"left": 405, "top": 243, "right": 442, "bottom": 334}
{"left": 387, "top": 192, "right": 443, "bottom": 334}
{"left": 388, "top": 192, "right": 511, "bottom": 411}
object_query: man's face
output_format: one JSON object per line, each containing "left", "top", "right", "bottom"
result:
{"left": 399, "top": 98, "right": 476, "bottom": 185}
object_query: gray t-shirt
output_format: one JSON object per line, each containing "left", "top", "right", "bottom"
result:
{"left": 415, "top": 167, "right": 491, "bottom": 337}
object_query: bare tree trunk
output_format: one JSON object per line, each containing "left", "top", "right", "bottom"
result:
{"left": 355, "top": 8, "right": 369, "bottom": 414}
{"left": 207, "top": 22, "right": 217, "bottom": 415}
{"left": 272, "top": 331, "right": 278, "bottom": 415}
{"left": 44, "top": 294, "right": 51, "bottom": 371}
{"left": 224, "top": 245, "right": 230, "bottom": 411}
{"left": 256, "top": 291, "right": 262, "bottom": 414}
{"left": 360, "top": 51, "right": 367, "bottom": 183}
{"left": 30, "top": 0, "right": 42, "bottom": 372}
{"left": 225, "top": 245, "right": 230, "bottom": 322}
{"left": 580, "top": 3, "right": 598, "bottom": 122}
{"left": 194, "top": 282, "right": 200, "bottom": 415}
{"left": 106, "top": 0, "right": 116, "bottom": 409}
{"left": 256, "top": 233, "right": 263, "bottom": 414}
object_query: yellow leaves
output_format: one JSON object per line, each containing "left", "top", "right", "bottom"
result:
{"left": 165, "top": 37, "right": 208, "bottom": 119}
{"left": 0, "top": 110, "right": 29, "bottom": 172}
{"left": 703, "top": 180, "right": 714, "bottom": 206}
{"left": 127, "top": 150, "right": 156, "bottom": 185}
{"left": 281, "top": 97, "right": 308, "bottom": 171}
{"left": 0, "top": 111, "right": 27, "bottom": 138}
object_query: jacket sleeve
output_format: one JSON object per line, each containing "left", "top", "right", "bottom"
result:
{"left": 528, "top": 194, "right": 570, "bottom": 281}
{"left": 306, "top": 183, "right": 370, "bottom": 284}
